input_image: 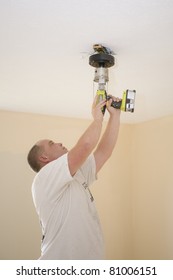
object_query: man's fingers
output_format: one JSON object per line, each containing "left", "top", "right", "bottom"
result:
{"left": 93, "top": 97, "right": 106, "bottom": 107}
{"left": 106, "top": 98, "right": 112, "bottom": 107}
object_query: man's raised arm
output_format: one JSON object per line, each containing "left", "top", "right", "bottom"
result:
{"left": 68, "top": 97, "right": 106, "bottom": 176}
{"left": 94, "top": 96, "right": 121, "bottom": 174}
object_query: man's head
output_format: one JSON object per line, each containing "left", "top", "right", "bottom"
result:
{"left": 27, "top": 139, "right": 68, "bottom": 172}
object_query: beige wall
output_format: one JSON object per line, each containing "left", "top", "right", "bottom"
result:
{"left": 0, "top": 110, "right": 173, "bottom": 259}
{"left": 131, "top": 116, "right": 173, "bottom": 259}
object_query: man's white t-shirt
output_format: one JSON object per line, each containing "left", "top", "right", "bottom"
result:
{"left": 32, "top": 153, "right": 104, "bottom": 260}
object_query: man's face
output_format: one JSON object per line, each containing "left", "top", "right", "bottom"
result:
{"left": 37, "top": 139, "right": 68, "bottom": 162}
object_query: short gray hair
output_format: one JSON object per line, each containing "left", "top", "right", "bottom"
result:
{"left": 27, "top": 144, "right": 42, "bottom": 172}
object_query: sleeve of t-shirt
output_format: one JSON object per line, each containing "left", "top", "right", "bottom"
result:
{"left": 34, "top": 153, "right": 96, "bottom": 204}
{"left": 79, "top": 154, "right": 97, "bottom": 187}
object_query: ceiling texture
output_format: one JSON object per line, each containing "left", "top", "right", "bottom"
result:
{"left": 1, "top": 0, "right": 173, "bottom": 123}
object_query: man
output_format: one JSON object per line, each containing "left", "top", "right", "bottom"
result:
{"left": 27, "top": 96, "right": 121, "bottom": 260}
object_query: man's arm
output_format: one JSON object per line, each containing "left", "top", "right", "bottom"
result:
{"left": 94, "top": 97, "right": 121, "bottom": 174}
{"left": 68, "top": 97, "right": 106, "bottom": 176}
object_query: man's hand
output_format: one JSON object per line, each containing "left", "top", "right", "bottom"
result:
{"left": 92, "top": 95, "right": 106, "bottom": 121}
{"left": 106, "top": 96, "right": 121, "bottom": 116}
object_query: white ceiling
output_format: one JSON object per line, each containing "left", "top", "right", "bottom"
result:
{"left": 1, "top": 0, "right": 173, "bottom": 123}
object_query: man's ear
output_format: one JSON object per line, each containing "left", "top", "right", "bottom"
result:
{"left": 39, "top": 154, "right": 50, "bottom": 164}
